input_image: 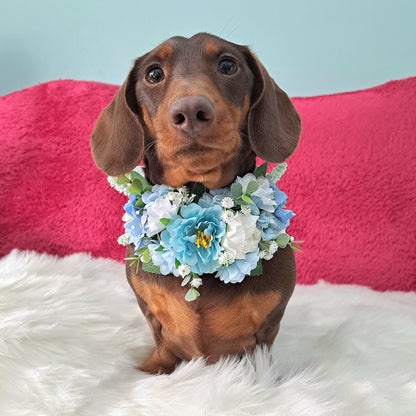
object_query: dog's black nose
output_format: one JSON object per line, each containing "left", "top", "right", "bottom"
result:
{"left": 168, "top": 95, "right": 214, "bottom": 137}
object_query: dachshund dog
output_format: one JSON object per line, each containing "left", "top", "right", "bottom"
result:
{"left": 91, "top": 33, "right": 301, "bottom": 374}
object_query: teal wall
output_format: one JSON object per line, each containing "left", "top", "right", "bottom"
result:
{"left": 1, "top": 0, "right": 415, "bottom": 97}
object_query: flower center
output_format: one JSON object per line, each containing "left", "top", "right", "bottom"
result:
{"left": 195, "top": 229, "right": 211, "bottom": 249}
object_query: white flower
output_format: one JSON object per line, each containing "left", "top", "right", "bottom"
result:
{"left": 218, "top": 250, "right": 235, "bottom": 266}
{"left": 221, "top": 212, "right": 261, "bottom": 260}
{"left": 117, "top": 233, "right": 130, "bottom": 246}
{"left": 145, "top": 194, "right": 181, "bottom": 237}
{"left": 178, "top": 264, "right": 191, "bottom": 277}
{"left": 240, "top": 205, "right": 251, "bottom": 215}
{"left": 167, "top": 191, "right": 177, "bottom": 201}
{"left": 251, "top": 177, "right": 277, "bottom": 212}
{"left": 107, "top": 176, "right": 130, "bottom": 195}
{"left": 235, "top": 173, "right": 258, "bottom": 192}
{"left": 235, "top": 173, "right": 276, "bottom": 212}
{"left": 122, "top": 213, "right": 132, "bottom": 222}
{"left": 264, "top": 253, "right": 273, "bottom": 260}
{"left": 259, "top": 250, "right": 268, "bottom": 259}
{"left": 220, "top": 197, "right": 234, "bottom": 209}
{"left": 221, "top": 210, "right": 235, "bottom": 223}
{"left": 269, "top": 241, "right": 279, "bottom": 255}
{"left": 190, "top": 277, "right": 203, "bottom": 288}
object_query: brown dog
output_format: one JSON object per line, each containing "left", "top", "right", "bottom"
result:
{"left": 91, "top": 33, "right": 301, "bottom": 374}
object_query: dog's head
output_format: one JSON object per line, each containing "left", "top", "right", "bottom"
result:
{"left": 91, "top": 33, "right": 301, "bottom": 189}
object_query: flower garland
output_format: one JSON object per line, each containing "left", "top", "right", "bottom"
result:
{"left": 108, "top": 163, "right": 303, "bottom": 301}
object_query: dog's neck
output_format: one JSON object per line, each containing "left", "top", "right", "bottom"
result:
{"left": 142, "top": 134, "right": 257, "bottom": 189}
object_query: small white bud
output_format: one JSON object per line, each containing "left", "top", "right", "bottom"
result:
{"left": 220, "top": 197, "right": 234, "bottom": 209}
{"left": 177, "top": 264, "right": 191, "bottom": 277}
{"left": 190, "top": 277, "right": 203, "bottom": 288}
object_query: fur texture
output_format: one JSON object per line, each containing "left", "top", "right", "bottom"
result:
{"left": 0, "top": 250, "right": 415, "bottom": 415}
{"left": 1, "top": 78, "right": 415, "bottom": 290}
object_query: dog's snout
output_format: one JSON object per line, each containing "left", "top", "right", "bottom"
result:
{"left": 168, "top": 95, "right": 214, "bottom": 137}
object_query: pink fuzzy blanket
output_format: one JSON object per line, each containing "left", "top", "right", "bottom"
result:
{"left": 1, "top": 78, "right": 415, "bottom": 291}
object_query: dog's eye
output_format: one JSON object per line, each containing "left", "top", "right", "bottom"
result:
{"left": 146, "top": 67, "right": 165, "bottom": 83}
{"left": 218, "top": 59, "right": 237, "bottom": 75}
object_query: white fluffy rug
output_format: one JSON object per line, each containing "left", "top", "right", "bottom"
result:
{"left": 1, "top": 250, "right": 415, "bottom": 416}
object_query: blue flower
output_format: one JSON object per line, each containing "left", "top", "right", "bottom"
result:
{"left": 124, "top": 194, "right": 142, "bottom": 219}
{"left": 124, "top": 214, "right": 147, "bottom": 251}
{"left": 216, "top": 249, "right": 259, "bottom": 283}
{"left": 257, "top": 211, "right": 277, "bottom": 241}
{"left": 270, "top": 184, "right": 295, "bottom": 231}
{"left": 148, "top": 243, "right": 179, "bottom": 276}
{"left": 161, "top": 199, "right": 226, "bottom": 275}
{"left": 142, "top": 184, "right": 171, "bottom": 205}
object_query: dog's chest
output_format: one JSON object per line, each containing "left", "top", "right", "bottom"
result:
{"left": 129, "top": 275, "right": 281, "bottom": 356}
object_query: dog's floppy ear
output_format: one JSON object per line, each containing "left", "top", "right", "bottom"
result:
{"left": 244, "top": 49, "right": 301, "bottom": 163}
{"left": 90, "top": 66, "right": 143, "bottom": 176}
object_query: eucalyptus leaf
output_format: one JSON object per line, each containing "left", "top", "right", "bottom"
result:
{"left": 155, "top": 245, "right": 164, "bottom": 252}
{"left": 175, "top": 259, "right": 181, "bottom": 269}
{"left": 142, "top": 261, "right": 161, "bottom": 274}
{"left": 129, "top": 171, "right": 143, "bottom": 181}
{"left": 245, "top": 180, "right": 259, "bottom": 195}
{"left": 181, "top": 275, "right": 191, "bottom": 287}
{"left": 116, "top": 175, "right": 131, "bottom": 185}
{"left": 129, "top": 179, "right": 143, "bottom": 195}
{"left": 253, "top": 162, "right": 267, "bottom": 178}
{"left": 185, "top": 288, "right": 200, "bottom": 302}
{"left": 231, "top": 183, "right": 243, "bottom": 199}
{"left": 250, "top": 260, "right": 263, "bottom": 276}
{"left": 276, "top": 233, "right": 290, "bottom": 248}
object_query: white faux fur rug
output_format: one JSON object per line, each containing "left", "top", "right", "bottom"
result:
{"left": 1, "top": 250, "right": 415, "bottom": 416}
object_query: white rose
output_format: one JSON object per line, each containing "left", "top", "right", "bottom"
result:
{"left": 145, "top": 194, "right": 180, "bottom": 237}
{"left": 221, "top": 212, "right": 261, "bottom": 259}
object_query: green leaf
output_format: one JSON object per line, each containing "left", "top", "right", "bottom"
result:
{"left": 276, "top": 233, "right": 290, "bottom": 248}
{"left": 241, "top": 194, "right": 253, "bottom": 204}
{"left": 266, "top": 163, "right": 287, "bottom": 183}
{"left": 175, "top": 258, "right": 181, "bottom": 269}
{"left": 290, "top": 245, "right": 302, "bottom": 253}
{"left": 155, "top": 245, "right": 164, "bottom": 252}
{"left": 245, "top": 180, "right": 259, "bottom": 195}
{"left": 142, "top": 261, "right": 161, "bottom": 274}
{"left": 250, "top": 260, "right": 263, "bottom": 276}
{"left": 231, "top": 183, "right": 243, "bottom": 199}
{"left": 181, "top": 275, "right": 191, "bottom": 286}
{"left": 192, "top": 183, "right": 206, "bottom": 202}
{"left": 129, "top": 171, "right": 143, "bottom": 181}
{"left": 185, "top": 288, "right": 200, "bottom": 302}
{"left": 116, "top": 175, "right": 131, "bottom": 185}
{"left": 235, "top": 197, "right": 249, "bottom": 205}
{"left": 254, "top": 162, "right": 267, "bottom": 178}
{"left": 159, "top": 218, "right": 170, "bottom": 226}
{"left": 140, "top": 248, "right": 151, "bottom": 263}
{"left": 134, "top": 196, "right": 145, "bottom": 208}
{"left": 135, "top": 247, "right": 148, "bottom": 257}
{"left": 129, "top": 179, "right": 143, "bottom": 195}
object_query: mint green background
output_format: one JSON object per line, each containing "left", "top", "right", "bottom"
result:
{"left": 1, "top": 0, "right": 415, "bottom": 96}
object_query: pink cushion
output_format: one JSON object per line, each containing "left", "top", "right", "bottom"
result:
{"left": 1, "top": 78, "right": 415, "bottom": 291}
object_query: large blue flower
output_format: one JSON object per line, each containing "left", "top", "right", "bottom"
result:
{"left": 161, "top": 199, "right": 226, "bottom": 275}
{"left": 216, "top": 249, "right": 260, "bottom": 283}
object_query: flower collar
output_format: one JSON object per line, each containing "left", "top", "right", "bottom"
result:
{"left": 108, "top": 163, "right": 302, "bottom": 301}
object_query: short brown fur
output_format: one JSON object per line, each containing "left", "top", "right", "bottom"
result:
{"left": 91, "top": 33, "right": 301, "bottom": 374}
